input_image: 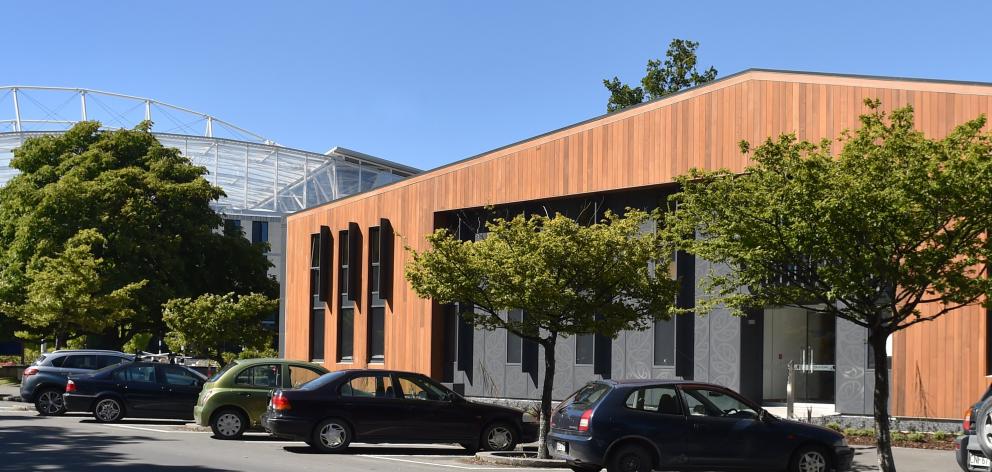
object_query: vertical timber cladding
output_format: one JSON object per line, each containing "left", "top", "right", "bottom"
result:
{"left": 284, "top": 70, "right": 992, "bottom": 417}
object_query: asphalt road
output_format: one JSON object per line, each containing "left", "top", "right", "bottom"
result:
{"left": 0, "top": 404, "right": 960, "bottom": 472}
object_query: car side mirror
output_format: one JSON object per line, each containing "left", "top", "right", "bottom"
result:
{"left": 759, "top": 409, "right": 773, "bottom": 422}
{"left": 445, "top": 392, "right": 462, "bottom": 402}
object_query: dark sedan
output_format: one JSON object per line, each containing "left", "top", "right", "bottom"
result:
{"left": 547, "top": 380, "right": 853, "bottom": 472}
{"left": 63, "top": 361, "right": 206, "bottom": 422}
{"left": 261, "top": 369, "right": 538, "bottom": 453}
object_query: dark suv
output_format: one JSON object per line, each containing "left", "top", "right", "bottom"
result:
{"left": 547, "top": 380, "right": 853, "bottom": 472}
{"left": 20, "top": 350, "right": 133, "bottom": 415}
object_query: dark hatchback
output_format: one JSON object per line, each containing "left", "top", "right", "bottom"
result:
{"left": 262, "top": 369, "right": 538, "bottom": 453}
{"left": 548, "top": 380, "right": 853, "bottom": 472}
{"left": 63, "top": 361, "right": 206, "bottom": 422}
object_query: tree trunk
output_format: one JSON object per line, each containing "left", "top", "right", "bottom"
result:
{"left": 871, "top": 330, "right": 895, "bottom": 472}
{"left": 537, "top": 336, "right": 557, "bottom": 459}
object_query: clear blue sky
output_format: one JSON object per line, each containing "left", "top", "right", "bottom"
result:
{"left": 5, "top": 1, "right": 992, "bottom": 170}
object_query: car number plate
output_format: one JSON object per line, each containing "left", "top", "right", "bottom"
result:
{"left": 555, "top": 441, "right": 567, "bottom": 453}
{"left": 971, "top": 453, "right": 991, "bottom": 467}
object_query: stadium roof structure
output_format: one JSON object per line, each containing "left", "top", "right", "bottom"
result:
{"left": 0, "top": 86, "right": 420, "bottom": 217}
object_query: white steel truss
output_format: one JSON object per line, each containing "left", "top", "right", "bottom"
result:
{"left": 0, "top": 86, "right": 418, "bottom": 216}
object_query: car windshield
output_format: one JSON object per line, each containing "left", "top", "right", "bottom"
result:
{"left": 565, "top": 382, "right": 611, "bottom": 407}
{"left": 208, "top": 361, "right": 239, "bottom": 382}
{"left": 298, "top": 371, "right": 348, "bottom": 391}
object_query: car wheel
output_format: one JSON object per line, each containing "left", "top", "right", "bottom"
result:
{"left": 310, "top": 418, "right": 351, "bottom": 453}
{"left": 210, "top": 408, "right": 248, "bottom": 439}
{"left": 977, "top": 398, "right": 992, "bottom": 456}
{"left": 788, "top": 445, "right": 831, "bottom": 472}
{"left": 481, "top": 422, "right": 517, "bottom": 451}
{"left": 607, "top": 444, "right": 652, "bottom": 472}
{"left": 93, "top": 397, "right": 125, "bottom": 423}
{"left": 34, "top": 388, "right": 66, "bottom": 416}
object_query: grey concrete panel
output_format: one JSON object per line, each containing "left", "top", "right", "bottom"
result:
{"left": 836, "top": 317, "right": 869, "bottom": 414}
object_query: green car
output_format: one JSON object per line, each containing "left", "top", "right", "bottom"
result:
{"left": 193, "top": 358, "right": 328, "bottom": 439}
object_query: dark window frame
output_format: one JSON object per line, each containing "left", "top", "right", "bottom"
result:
{"left": 309, "top": 233, "right": 325, "bottom": 362}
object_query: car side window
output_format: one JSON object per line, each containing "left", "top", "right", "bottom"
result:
{"left": 625, "top": 387, "right": 682, "bottom": 415}
{"left": 49, "top": 356, "right": 66, "bottom": 367}
{"left": 113, "top": 367, "right": 128, "bottom": 382}
{"left": 681, "top": 387, "right": 758, "bottom": 419}
{"left": 288, "top": 365, "right": 323, "bottom": 388}
{"left": 63, "top": 355, "right": 99, "bottom": 369}
{"left": 126, "top": 365, "right": 157, "bottom": 383}
{"left": 340, "top": 375, "right": 377, "bottom": 398}
{"left": 234, "top": 365, "right": 281, "bottom": 388}
{"left": 163, "top": 365, "right": 199, "bottom": 386}
{"left": 98, "top": 356, "right": 127, "bottom": 369}
{"left": 396, "top": 375, "right": 446, "bottom": 401}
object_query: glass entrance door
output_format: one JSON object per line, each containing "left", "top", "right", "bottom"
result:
{"left": 763, "top": 307, "right": 836, "bottom": 403}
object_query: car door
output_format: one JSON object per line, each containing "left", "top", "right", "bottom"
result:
{"left": 336, "top": 373, "right": 405, "bottom": 440}
{"left": 160, "top": 364, "right": 202, "bottom": 419}
{"left": 233, "top": 364, "right": 283, "bottom": 424}
{"left": 393, "top": 373, "right": 470, "bottom": 442}
{"left": 120, "top": 364, "right": 165, "bottom": 415}
{"left": 679, "top": 385, "right": 774, "bottom": 469}
{"left": 615, "top": 386, "right": 689, "bottom": 468}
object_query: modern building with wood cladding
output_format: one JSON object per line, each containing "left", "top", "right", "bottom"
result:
{"left": 281, "top": 69, "right": 992, "bottom": 420}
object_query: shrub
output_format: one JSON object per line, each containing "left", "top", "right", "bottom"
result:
{"left": 843, "top": 428, "right": 858, "bottom": 437}
{"left": 891, "top": 432, "right": 908, "bottom": 442}
{"left": 825, "top": 422, "right": 843, "bottom": 432}
{"left": 933, "top": 431, "right": 950, "bottom": 441}
{"left": 907, "top": 432, "right": 927, "bottom": 443}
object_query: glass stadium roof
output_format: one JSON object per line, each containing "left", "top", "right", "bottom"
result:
{"left": 0, "top": 86, "right": 419, "bottom": 217}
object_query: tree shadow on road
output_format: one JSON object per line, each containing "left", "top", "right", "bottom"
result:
{"left": 0, "top": 424, "right": 234, "bottom": 471}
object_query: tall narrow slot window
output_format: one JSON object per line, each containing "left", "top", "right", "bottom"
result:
{"left": 338, "top": 230, "right": 353, "bottom": 362}
{"left": 576, "top": 334, "right": 595, "bottom": 365}
{"left": 506, "top": 310, "right": 523, "bottom": 364}
{"left": 368, "top": 226, "right": 385, "bottom": 362}
{"left": 308, "top": 234, "right": 324, "bottom": 361}
{"left": 654, "top": 252, "right": 677, "bottom": 366}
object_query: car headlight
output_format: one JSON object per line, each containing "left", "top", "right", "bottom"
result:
{"left": 835, "top": 437, "right": 848, "bottom": 447}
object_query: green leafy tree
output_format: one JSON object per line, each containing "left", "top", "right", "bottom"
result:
{"left": 405, "top": 210, "right": 679, "bottom": 458}
{"left": 163, "top": 292, "right": 278, "bottom": 365}
{"left": 4, "top": 229, "right": 146, "bottom": 349}
{"left": 604, "top": 38, "right": 717, "bottom": 113}
{"left": 0, "top": 122, "right": 277, "bottom": 348}
{"left": 666, "top": 100, "right": 992, "bottom": 472}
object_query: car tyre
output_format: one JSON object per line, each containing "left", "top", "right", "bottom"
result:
{"left": 569, "top": 465, "right": 602, "bottom": 472}
{"left": 310, "top": 418, "right": 351, "bottom": 453}
{"left": 607, "top": 444, "right": 652, "bottom": 472}
{"left": 210, "top": 408, "right": 248, "bottom": 439}
{"left": 976, "top": 398, "right": 992, "bottom": 457}
{"left": 788, "top": 445, "right": 832, "bottom": 472}
{"left": 34, "top": 388, "right": 66, "bottom": 416}
{"left": 93, "top": 397, "right": 125, "bottom": 423}
{"left": 480, "top": 422, "right": 517, "bottom": 451}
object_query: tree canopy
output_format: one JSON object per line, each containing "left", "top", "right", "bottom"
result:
{"left": 163, "top": 292, "right": 278, "bottom": 365}
{"left": 0, "top": 122, "right": 277, "bottom": 348}
{"left": 604, "top": 38, "right": 717, "bottom": 113}
{"left": 666, "top": 100, "right": 992, "bottom": 472}
{"left": 405, "top": 209, "right": 679, "bottom": 457}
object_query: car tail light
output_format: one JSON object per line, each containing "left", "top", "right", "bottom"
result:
{"left": 65, "top": 380, "right": 76, "bottom": 393}
{"left": 271, "top": 391, "right": 291, "bottom": 411}
{"left": 577, "top": 409, "right": 593, "bottom": 432}
{"left": 23, "top": 366, "right": 38, "bottom": 377}
{"left": 964, "top": 408, "right": 973, "bottom": 432}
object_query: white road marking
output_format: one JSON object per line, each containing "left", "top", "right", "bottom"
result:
{"left": 359, "top": 455, "right": 558, "bottom": 470}
{"left": 102, "top": 424, "right": 210, "bottom": 434}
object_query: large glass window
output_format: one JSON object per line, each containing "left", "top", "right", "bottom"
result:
{"left": 576, "top": 334, "right": 595, "bottom": 365}
{"left": 653, "top": 319, "right": 676, "bottom": 366}
{"left": 252, "top": 221, "right": 269, "bottom": 244}
{"left": 506, "top": 310, "right": 523, "bottom": 364}
{"left": 339, "top": 230, "right": 349, "bottom": 296}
